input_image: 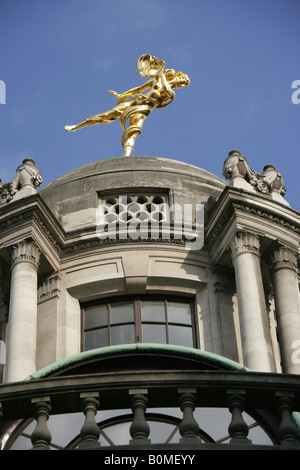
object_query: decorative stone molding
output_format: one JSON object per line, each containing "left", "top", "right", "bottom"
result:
{"left": 38, "top": 272, "right": 61, "bottom": 304}
{"left": 205, "top": 204, "right": 234, "bottom": 250}
{"left": 62, "top": 234, "right": 187, "bottom": 257}
{"left": 206, "top": 194, "right": 300, "bottom": 255}
{"left": 0, "top": 209, "right": 35, "bottom": 231}
{"left": 230, "top": 231, "right": 260, "bottom": 259}
{"left": 0, "top": 199, "right": 63, "bottom": 272}
{"left": 0, "top": 181, "right": 16, "bottom": 204}
{"left": 32, "top": 214, "right": 63, "bottom": 255}
{"left": 268, "top": 244, "right": 298, "bottom": 273}
{"left": 231, "top": 203, "right": 300, "bottom": 235}
{"left": 11, "top": 240, "right": 41, "bottom": 269}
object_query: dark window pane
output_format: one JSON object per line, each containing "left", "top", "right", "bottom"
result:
{"left": 111, "top": 325, "right": 135, "bottom": 345}
{"left": 110, "top": 302, "right": 134, "bottom": 324}
{"left": 141, "top": 301, "right": 165, "bottom": 322}
{"left": 85, "top": 328, "right": 108, "bottom": 350}
{"left": 169, "top": 325, "right": 193, "bottom": 347}
{"left": 83, "top": 298, "right": 194, "bottom": 351}
{"left": 142, "top": 324, "right": 166, "bottom": 343}
{"left": 85, "top": 305, "right": 108, "bottom": 329}
{"left": 167, "top": 302, "right": 192, "bottom": 324}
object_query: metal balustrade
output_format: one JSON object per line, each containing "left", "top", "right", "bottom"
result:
{"left": 0, "top": 370, "right": 300, "bottom": 450}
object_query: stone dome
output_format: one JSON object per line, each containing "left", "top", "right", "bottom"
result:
{"left": 39, "top": 156, "right": 226, "bottom": 232}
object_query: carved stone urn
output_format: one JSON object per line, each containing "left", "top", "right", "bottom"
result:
{"left": 10, "top": 158, "right": 43, "bottom": 200}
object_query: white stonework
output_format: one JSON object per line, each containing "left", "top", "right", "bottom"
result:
{"left": 0, "top": 155, "right": 299, "bottom": 382}
{"left": 269, "top": 245, "right": 300, "bottom": 374}
{"left": 5, "top": 240, "right": 40, "bottom": 382}
{"left": 230, "top": 231, "right": 275, "bottom": 372}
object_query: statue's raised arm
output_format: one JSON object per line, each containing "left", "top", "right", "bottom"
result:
{"left": 65, "top": 54, "right": 190, "bottom": 156}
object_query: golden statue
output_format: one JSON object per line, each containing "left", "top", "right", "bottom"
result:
{"left": 65, "top": 54, "right": 190, "bottom": 156}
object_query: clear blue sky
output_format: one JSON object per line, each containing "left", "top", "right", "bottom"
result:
{"left": 1, "top": 0, "right": 299, "bottom": 209}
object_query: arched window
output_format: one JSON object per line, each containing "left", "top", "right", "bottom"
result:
{"left": 82, "top": 297, "right": 196, "bottom": 350}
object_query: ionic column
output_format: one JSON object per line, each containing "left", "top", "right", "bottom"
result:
{"left": 5, "top": 240, "right": 41, "bottom": 382}
{"left": 269, "top": 245, "right": 300, "bottom": 374}
{"left": 230, "top": 231, "right": 275, "bottom": 372}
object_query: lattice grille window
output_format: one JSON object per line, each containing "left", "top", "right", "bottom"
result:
{"left": 96, "top": 190, "right": 202, "bottom": 245}
{"left": 98, "top": 191, "right": 170, "bottom": 230}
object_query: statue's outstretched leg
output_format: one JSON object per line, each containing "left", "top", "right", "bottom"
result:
{"left": 65, "top": 115, "right": 103, "bottom": 131}
{"left": 65, "top": 103, "right": 129, "bottom": 132}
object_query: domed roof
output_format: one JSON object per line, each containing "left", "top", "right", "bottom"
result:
{"left": 39, "top": 156, "right": 226, "bottom": 232}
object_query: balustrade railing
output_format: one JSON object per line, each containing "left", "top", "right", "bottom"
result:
{"left": 0, "top": 370, "right": 299, "bottom": 450}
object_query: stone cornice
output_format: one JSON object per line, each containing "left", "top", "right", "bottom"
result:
{"left": 32, "top": 213, "right": 63, "bottom": 256}
{"left": 205, "top": 186, "right": 300, "bottom": 260}
{"left": 0, "top": 207, "right": 35, "bottom": 232}
{"left": 0, "top": 194, "right": 204, "bottom": 263}
{"left": 1, "top": 187, "right": 299, "bottom": 268}
{"left": 62, "top": 232, "right": 192, "bottom": 258}
{"left": 231, "top": 201, "right": 300, "bottom": 236}
{"left": 0, "top": 193, "right": 64, "bottom": 269}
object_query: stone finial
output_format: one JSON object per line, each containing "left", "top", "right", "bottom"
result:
{"left": 222, "top": 150, "right": 258, "bottom": 193}
{"left": 223, "top": 150, "right": 289, "bottom": 205}
{"left": 12, "top": 158, "right": 43, "bottom": 193}
{"left": 258, "top": 164, "right": 287, "bottom": 199}
{"left": 0, "top": 158, "right": 43, "bottom": 205}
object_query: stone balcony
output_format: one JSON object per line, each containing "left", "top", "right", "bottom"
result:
{"left": 0, "top": 345, "right": 299, "bottom": 450}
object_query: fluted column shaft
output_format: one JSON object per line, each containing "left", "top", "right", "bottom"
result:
{"left": 269, "top": 245, "right": 300, "bottom": 374}
{"left": 5, "top": 240, "right": 40, "bottom": 382}
{"left": 230, "top": 231, "right": 275, "bottom": 372}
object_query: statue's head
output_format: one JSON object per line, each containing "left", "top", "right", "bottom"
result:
{"left": 170, "top": 71, "right": 190, "bottom": 89}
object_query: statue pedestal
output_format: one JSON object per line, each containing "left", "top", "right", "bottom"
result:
{"left": 230, "top": 175, "right": 256, "bottom": 193}
{"left": 12, "top": 184, "right": 37, "bottom": 201}
{"left": 269, "top": 190, "right": 290, "bottom": 206}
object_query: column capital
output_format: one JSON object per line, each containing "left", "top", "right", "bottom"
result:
{"left": 268, "top": 244, "right": 298, "bottom": 273}
{"left": 11, "top": 239, "right": 41, "bottom": 269}
{"left": 230, "top": 231, "right": 260, "bottom": 259}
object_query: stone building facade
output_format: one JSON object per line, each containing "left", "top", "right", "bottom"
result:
{"left": 0, "top": 152, "right": 299, "bottom": 449}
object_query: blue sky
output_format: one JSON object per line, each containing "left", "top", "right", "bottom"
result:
{"left": 1, "top": 0, "right": 299, "bottom": 209}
